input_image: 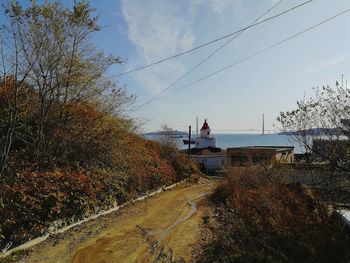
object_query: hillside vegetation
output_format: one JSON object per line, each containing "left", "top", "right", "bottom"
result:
{"left": 0, "top": 1, "right": 197, "bottom": 251}
{"left": 199, "top": 170, "right": 350, "bottom": 263}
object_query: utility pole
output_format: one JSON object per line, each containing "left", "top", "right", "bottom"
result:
{"left": 188, "top": 125, "right": 191, "bottom": 158}
{"left": 262, "top": 114, "right": 265, "bottom": 135}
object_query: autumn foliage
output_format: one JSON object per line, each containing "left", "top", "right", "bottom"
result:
{"left": 0, "top": 0, "right": 199, "bottom": 251}
{"left": 0, "top": 83, "right": 198, "bottom": 250}
{"left": 200, "top": 170, "right": 350, "bottom": 262}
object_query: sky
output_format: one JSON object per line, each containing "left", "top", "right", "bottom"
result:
{"left": 9, "top": 0, "right": 350, "bottom": 133}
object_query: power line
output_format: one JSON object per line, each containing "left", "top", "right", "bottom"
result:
{"left": 137, "top": 7, "right": 350, "bottom": 110}
{"left": 138, "top": 0, "right": 285, "bottom": 108}
{"left": 113, "top": 0, "right": 313, "bottom": 78}
{"left": 166, "top": 7, "right": 350, "bottom": 96}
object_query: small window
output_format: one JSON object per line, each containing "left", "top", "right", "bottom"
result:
{"left": 231, "top": 156, "right": 248, "bottom": 167}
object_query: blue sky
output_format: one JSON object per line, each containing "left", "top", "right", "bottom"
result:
{"left": 8, "top": 0, "right": 350, "bottom": 132}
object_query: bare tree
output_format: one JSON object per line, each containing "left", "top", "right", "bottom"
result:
{"left": 0, "top": 1, "right": 134, "bottom": 177}
{"left": 278, "top": 78, "right": 350, "bottom": 204}
{"left": 0, "top": 2, "right": 39, "bottom": 177}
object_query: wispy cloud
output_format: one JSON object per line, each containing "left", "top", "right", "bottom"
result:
{"left": 305, "top": 55, "right": 346, "bottom": 74}
{"left": 121, "top": 0, "right": 196, "bottom": 94}
{"left": 209, "top": 0, "right": 239, "bottom": 15}
{"left": 120, "top": 0, "right": 278, "bottom": 95}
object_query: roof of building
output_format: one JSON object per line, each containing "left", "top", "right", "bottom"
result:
{"left": 201, "top": 120, "right": 209, "bottom": 130}
{"left": 228, "top": 146, "right": 294, "bottom": 152}
{"left": 183, "top": 146, "right": 226, "bottom": 156}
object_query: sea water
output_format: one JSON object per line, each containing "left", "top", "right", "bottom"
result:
{"left": 146, "top": 133, "right": 305, "bottom": 154}
{"left": 214, "top": 134, "right": 297, "bottom": 150}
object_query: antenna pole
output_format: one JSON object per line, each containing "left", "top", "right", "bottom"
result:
{"left": 188, "top": 125, "right": 192, "bottom": 158}
{"left": 262, "top": 114, "right": 265, "bottom": 135}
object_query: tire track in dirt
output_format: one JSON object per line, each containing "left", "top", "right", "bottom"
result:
{"left": 72, "top": 180, "right": 215, "bottom": 263}
{"left": 20, "top": 178, "right": 217, "bottom": 263}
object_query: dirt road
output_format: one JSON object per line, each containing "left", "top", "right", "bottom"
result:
{"left": 21, "top": 178, "right": 216, "bottom": 263}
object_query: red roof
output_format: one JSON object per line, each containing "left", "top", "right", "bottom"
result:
{"left": 201, "top": 120, "right": 209, "bottom": 130}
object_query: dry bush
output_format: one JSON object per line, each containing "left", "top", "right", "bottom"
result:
{"left": 200, "top": 169, "right": 350, "bottom": 263}
{"left": 0, "top": 138, "right": 197, "bottom": 250}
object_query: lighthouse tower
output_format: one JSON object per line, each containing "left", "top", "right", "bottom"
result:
{"left": 195, "top": 120, "right": 216, "bottom": 149}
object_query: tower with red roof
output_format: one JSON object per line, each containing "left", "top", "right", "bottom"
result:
{"left": 196, "top": 119, "right": 216, "bottom": 149}
{"left": 200, "top": 119, "right": 211, "bottom": 138}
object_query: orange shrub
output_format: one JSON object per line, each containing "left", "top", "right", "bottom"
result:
{"left": 202, "top": 170, "right": 350, "bottom": 262}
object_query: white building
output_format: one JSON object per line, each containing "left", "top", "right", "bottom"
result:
{"left": 195, "top": 120, "right": 216, "bottom": 149}
{"left": 189, "top": 120, "right": 226, "bottom": 174}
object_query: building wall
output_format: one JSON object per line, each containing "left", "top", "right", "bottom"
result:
{"left": 227, "top": 148, "right": 276, "bottom": 167}
{"left": 227, "top": 147, "right": 294, "bottom": 176}
{"left": 200, "top": 128, "right": 211, "bottom": 138}
{"left": 276, "top": 151, "right": 294, "bottom": 163}
{"left": 193, "top": 155, "right": 226, "bottom": 172}
{"left": 195, "top": 137, "right": 216, "bottom": 149}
